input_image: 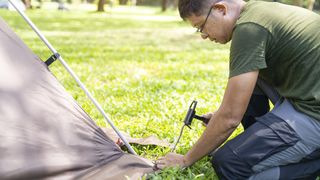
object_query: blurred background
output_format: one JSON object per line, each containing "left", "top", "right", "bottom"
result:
{"left": 1, "top": 0, "right": 320, "bottom": 12}
{"left": 1, "top": 0, "right": 319, "bottom": 179}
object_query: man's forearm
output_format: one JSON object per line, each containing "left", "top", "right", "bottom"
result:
{"left": 182, "top": 72, "right": 258, "bottom": 166}
{"left": 184, "top": 113, "right": 239, "bottom": 166}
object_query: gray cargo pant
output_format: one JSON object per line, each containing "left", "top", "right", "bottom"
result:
{"left": 211, "top": 79, "right": 320, "bottom": 180}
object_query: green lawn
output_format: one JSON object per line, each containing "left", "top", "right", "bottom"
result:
{"left": 0, "top": 5, "right": 241, "bottom": 179}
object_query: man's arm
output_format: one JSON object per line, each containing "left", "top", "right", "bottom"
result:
{"left": 157, "top": 70, "right": 259, "bottom": 168}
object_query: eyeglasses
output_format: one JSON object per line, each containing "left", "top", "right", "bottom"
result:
{"left": 196, "top": 7, "right": 213, "bottom": 34}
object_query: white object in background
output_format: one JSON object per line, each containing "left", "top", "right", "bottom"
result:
{"left": 0, "top": 0, "right": 26, "bottom": 11}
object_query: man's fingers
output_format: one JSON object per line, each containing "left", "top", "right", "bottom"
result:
{"left": 157, "top": 164, "right": 165, "bottom": 169}
{"left": 155, "top": 153, "right": 185, "bottom": 169}
{"left": 156, "top": 157, "right": 167, "bottom": 165}
{"left": 201, "top": 111, "right": 217, "bottom": 125}
{"left": 155, "top": 159, "right": 167, "bottom": 170}
{"left": 202, "top": 122, "right": 207, "bottom": 127}
{"left": 202, "top": 114, "right": 209, "bottom": 119}
{"left": 157, "top": 157, "right": 165, "bottom": 162}
{"left": 202, "top": 112, "right": 213, "bottom": 119}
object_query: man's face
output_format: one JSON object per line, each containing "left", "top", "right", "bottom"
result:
{"left": 187, "top": 3, "right": 233, "bottom": 44}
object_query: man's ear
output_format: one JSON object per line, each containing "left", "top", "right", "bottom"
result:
{"left": 213, "top": 3, "right": 227, "bottom": 15}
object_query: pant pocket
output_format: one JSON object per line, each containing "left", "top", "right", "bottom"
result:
{"left": 227, "top": 113, "right": 299, "bottom": 167}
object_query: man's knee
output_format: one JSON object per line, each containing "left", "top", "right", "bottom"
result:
{"left": 210, "top": 147, "right": 226, "bottom": 179}
{"left": 211, "top": 145, "right": 251, "bottom": 180}
{"left": 211, "top": 147, "right": 229, "bottom": 180}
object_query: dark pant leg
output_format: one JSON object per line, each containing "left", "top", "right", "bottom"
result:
{"left": 211, "top": 113, "right": 300, "bottom": 180}
{"left": 241, "top": 79, "right": 276, "bottom": 130}
{"left": 241, "top": 93, "right": 269, "bottom": 129}
{"left": 249, "top": 149, "right": 320, "bottom": 180}
{"left": 279, "top": 159, "right": 320, "bottom": 180}
{"left": 241, "top": 79, "right": 281, "bottom": 130}
{"left": 279, "top": 149, "right": 320, "bottom": 180}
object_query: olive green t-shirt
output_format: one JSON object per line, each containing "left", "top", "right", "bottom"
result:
{"left": 230, "top": 1, "right": 320, "bottom": 121}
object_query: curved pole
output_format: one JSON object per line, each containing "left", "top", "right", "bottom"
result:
{"left": 8, "top": 0, "right": 137, "bottom": 155}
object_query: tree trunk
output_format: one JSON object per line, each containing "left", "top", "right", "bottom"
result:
{"left": 173, "top": 0, "right": 178, "bottom": 10}
{"left": 292, "top": 0, "right": 303, "bottom": 7}
{"left": 131, "top": 0, "right": 136, "bottom": 6}
{"left": 119, "top": 0, "right": 128, "bottom": 5}
{"left": 22, "top": 0, "right": 32, "bottom": 9}
{"left": 97, "top": 0, "right": 105, "bottom": 11}
{"left": 161, "top": 0, "right": 167, "bottom": 12}
{"left": 307, "top": 0, "right": 315, "bottom": 10}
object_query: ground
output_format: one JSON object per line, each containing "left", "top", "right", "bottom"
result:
{"left": 0, "top": 4, "right": 242, "bottom": 179}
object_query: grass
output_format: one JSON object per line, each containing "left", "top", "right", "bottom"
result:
{"left": 0, "top": 4, "right": 241, "bottom": 179}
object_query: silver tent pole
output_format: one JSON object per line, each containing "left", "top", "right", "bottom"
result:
{"left": 8, "top": 0, "right": 137, "bottom": 155}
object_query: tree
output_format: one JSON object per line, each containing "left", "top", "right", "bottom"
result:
{"left": 22, "top": 0, "right": 32, "bottom": 8}
{"left": 173, "top": 0, "right": 178, "bottom": 9}
{"left": 97, "top": 0, "right": 106, "bottom": 11}
{"left": 292, "top": 0, "right": 303, "bottom": 6}
{"left": 161, "top": 0, "right": 179, "bottom": 12}
{"left": 307, "top": 0, "right": 315, "bottom": 10}
{"left": 119, "top": 0, "right": 128, "bottom": 5}
{"left": 161, "top": 0, "right": 167, "bottom": 11}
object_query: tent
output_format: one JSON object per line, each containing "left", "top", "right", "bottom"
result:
{"left": 0, "top": 13, "right": 155, "bottom": 180}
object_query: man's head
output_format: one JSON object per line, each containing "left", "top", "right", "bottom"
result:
{"left": 179, "top": 0, "right": 245, "bottom": 44}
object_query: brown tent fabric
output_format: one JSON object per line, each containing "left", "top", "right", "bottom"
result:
{"left": 0, "top": 17, "right": 154, "bottom": 179}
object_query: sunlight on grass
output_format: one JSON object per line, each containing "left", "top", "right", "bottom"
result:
{"left": 110, "top": 14, "right": 181, "bottom": 22}
{"left": 0, "top": 6, "right": 236, "bottom": 179}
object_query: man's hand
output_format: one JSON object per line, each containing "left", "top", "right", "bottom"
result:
{"left": 182, "top": 71, "right": 259, "bottom": 166}
{"left": 156, "top": 153, "right": 191, "bottom": 169}
{"left": 201, "top": 112, "right": 216, "bottom": 127}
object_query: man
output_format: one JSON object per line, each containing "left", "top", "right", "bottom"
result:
{"left": 156, "top": 0, "right": 320, "bottom": 179}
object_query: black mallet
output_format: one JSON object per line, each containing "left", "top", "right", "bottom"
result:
{"left": 184, "top": 100, "right": 209, "bottom": 128}
{"left": 171, "top": 100, "right": 210, "bottom": 152}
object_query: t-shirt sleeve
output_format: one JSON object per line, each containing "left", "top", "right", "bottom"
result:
{"left": 229, "top": 23, "right": 270, "bottom": 78}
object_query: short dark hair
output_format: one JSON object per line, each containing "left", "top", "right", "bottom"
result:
{"left": 178, "top": 0, "right": 212, "bottom": 20}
